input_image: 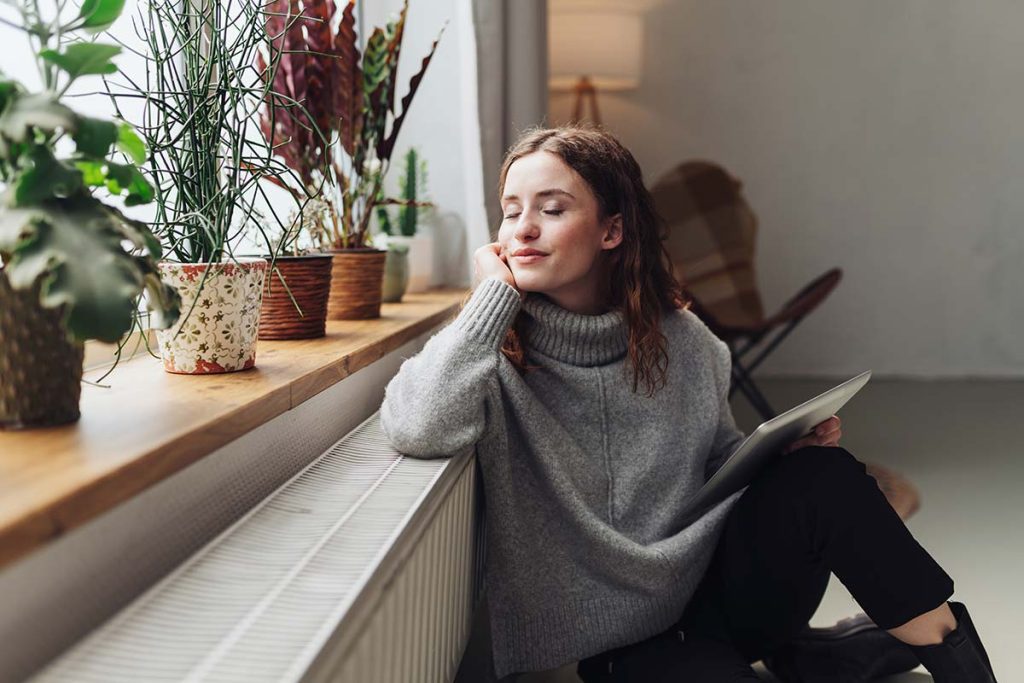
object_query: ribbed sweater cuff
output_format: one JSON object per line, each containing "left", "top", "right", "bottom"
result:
{"left": 452, "top": 276, "right": 522, "bottom": 350}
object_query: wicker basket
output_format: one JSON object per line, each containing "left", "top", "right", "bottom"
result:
{"left": 258, "top": 254, "right": 333, "bottom": 340}
{"left": 0, "top": 270, "right": 84, "bottom": 429}
{"left": 326, "top": 248, "right": 388, "bottom": 320}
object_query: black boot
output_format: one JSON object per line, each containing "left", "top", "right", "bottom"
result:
{"left": 762, "top": 612, "right": 919, "bottom": 682}
{"left": 909, "top": 601, "right": 997, "bottom": 682}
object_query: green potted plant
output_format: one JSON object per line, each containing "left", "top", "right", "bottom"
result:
{"left": 258, "top": 0, "right": 443, "bottom": 320}
{"left": 0, "top": 0, "right": 180, "bottom": 428}
{"left": 375, "top": 146, "right": 434, "bottom": 300}
{"left": 106, "top": 0, "right": 304, "bottom": 372}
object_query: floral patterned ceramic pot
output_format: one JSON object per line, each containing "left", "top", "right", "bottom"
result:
{"left": 156, "top": 258, "right": 268, "bottom": 374}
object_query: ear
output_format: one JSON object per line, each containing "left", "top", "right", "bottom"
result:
{"left": 602, "top": 214, "right": 624, "bottom": 251}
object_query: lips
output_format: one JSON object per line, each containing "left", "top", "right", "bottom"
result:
{"left": 511, "top": 249, "right": 548, "bottom": 257}
{"left": 512, "top": 252, "right": 548, "bottom": 264}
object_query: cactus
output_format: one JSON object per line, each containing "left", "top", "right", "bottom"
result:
{"left": 374, "top": 147, "right": 430, "bottom": 240}
{"left": 398, "top": 148, "right": 419, "bottom": 236}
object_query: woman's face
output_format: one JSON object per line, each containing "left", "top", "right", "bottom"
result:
{"left": 498, "top": 151, "right": 622, "bottom": 314}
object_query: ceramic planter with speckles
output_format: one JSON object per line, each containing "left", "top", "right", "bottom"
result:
{"left": 156, "top": 259, "right": 267, "bottom": 374}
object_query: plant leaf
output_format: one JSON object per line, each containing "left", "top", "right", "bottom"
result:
{"left": 378, "top": 23, "right": 444, "bottom": 161}
{"left": 335, "top": 0, "right": 362, "bottom": 157}
{"left": 0, "top": 78, "right": 21, "bottom": 111}
{"left": 301, "top": 0, "right": 341, "bottom": 163}
{"left": 77, "top": 0, "right": 127, "bottom": 33}
{"left": 359, "top": 25, "right": 393, "bottom": 171}
{"left": 0, "top": 197, "right": 177, "bottom": 341}
{"left": 40, "top": 43, "right": 121, "bottom": 80}
{"left": 0, "top": 93, "right": 76, "bottom": 142}
{"left": 104, "top": 161, "right": 153, "bottom": 205}
{"left": 384, "top": 0, "right": 409, "bottom": 119}
{"left": 15, "top": 145, "right": 83, "bottom": 204}
{"left": 137, "top": 259, "right": 180, "bottom": 330}
{"left": 74, "top": 158, "right": 154, "bottom": 205}
{"left": 116, "top": 122, "right": 146, "bottom": 164}
{"left": 72, "top": 116, "right": 117, "bottom": 157}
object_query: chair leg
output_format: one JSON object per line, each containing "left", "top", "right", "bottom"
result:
{"left": 744, "top": 318, "right": 801, "bottom": 375}
{"left": 730, "top": 364, "right": 777, "bottom": 421}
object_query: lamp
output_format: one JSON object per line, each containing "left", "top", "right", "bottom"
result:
{"left": 548, "top": 3, "right": 643, "bottom": 125}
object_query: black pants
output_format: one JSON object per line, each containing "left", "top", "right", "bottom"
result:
{"left": 576, "top": 446, "right": 955, "bottom": 682}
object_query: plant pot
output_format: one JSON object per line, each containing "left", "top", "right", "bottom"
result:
{"left": 381, "top": 245, "right": 410, "bottom": 303}
{"left": 156, "top": 258, "right": 268, "bottom": 374}
{"left": 0, "top": 270, "right": 84, "bottom": 429}
{"left": 258, "top": 254, "right": 333, "bottom": 340}
{"left": 326, "top": 248, "right": 387, "bottom": 320}
{"left": 403, "top": 233, "right": 434, "bottom": 294}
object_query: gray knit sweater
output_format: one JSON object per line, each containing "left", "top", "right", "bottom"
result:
{"left": 379, "top": 276, "right": 748, "bottom": 678}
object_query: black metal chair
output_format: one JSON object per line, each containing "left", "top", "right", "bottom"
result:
{"left": 650, "top": 160, "right": 842, "bottom": 421}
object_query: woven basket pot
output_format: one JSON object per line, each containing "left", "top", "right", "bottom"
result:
{"left": 156, "top": 258, "right": 268, "bottom": 374}
{"left": 326, "top": 248, "right": 387, "bottom": 320}
{"left": 0, "top": 270, "right": 84, "bottom": 429}
{"left": 258, "top": 254, "right": 333, "bottom": 340}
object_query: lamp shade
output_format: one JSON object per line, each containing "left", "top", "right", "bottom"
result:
{"left": 549, "top": 8, "right": 643, "bottom": 91}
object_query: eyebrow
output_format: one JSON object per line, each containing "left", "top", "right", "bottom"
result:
{"left": 501, "top": 189, "right": 575, "bottom": 202}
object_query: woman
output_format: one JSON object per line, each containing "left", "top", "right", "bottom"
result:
{"left": 379, "top": 126, "right": 996, "bottom": 682}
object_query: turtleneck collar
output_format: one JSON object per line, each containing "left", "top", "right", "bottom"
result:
{"left": 520, "top": 293, "right": 629, "bottom": 367}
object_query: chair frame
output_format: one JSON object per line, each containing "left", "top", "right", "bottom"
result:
{"left": 686, "top": 267, "right": 843, "bottom": 421}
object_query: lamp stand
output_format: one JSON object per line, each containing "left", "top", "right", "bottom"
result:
{"left": 570, "top": 75, "right": 601, "bottom": 126}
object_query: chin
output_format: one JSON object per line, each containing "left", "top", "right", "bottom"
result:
{"left": 509, "top": 271, "right": 548, "bottom": 293}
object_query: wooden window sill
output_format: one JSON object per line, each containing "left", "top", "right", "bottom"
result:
{"left": 0, "top": 287, "right": 468, "bottom": 570}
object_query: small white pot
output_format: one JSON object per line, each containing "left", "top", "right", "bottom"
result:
{"left": 386, "top": 233, "right": 434, "bottom": 293}
{"left": 156, "top": 258, "right": 268, "bottom": 374}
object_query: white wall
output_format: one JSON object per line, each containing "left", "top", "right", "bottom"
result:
{"left": 550, "top": 1, "right": 1024, "bottom": 378}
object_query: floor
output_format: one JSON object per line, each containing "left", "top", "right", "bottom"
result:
{"left": 518, "top": 377, "right": 1022, "bottom": 682}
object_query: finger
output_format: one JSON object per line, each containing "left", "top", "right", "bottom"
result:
{"left": 815, "top": 416, "right": 840, "bottom": 436}
{"left": 785, "top": 436, "right": 814, "bottom": 454}
{"left": 817, "top": 427, "right": 842, "bottom": 442}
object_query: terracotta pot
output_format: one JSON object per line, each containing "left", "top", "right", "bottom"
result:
{"left": 258, "top": 254, "right": 333, "bottom": 340}
{"left": 326, "top": 248, "right": 387, "bottom": 320}
{"left": 0, "top": 270, "right": 84, "bottom": 429}
{"left": 156, "top": 258, "right": 268, "bottom": 374}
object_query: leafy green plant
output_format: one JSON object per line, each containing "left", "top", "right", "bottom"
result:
{"left": 258, "top": 0, "right": 444, "bottom": 250}
{"left": 376, "top": 146, "right": 431, "bottom": 238}
{"left": 103, "top": 0, "right": 307, "bottom": 264}
{"left": 0, "top": 0, "right": 180, "bottom": 343}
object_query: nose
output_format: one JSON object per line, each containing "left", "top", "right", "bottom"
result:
{"left": 512, "top": 210, "right": 540, "bottom": 243}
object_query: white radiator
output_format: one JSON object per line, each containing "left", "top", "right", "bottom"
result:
{"left": 30, "top": 412, "right": 486, "bottom": 683}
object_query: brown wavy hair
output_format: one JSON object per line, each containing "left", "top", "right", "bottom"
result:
{"left": 491, "top": 125, "right": 690, "bottom": 398}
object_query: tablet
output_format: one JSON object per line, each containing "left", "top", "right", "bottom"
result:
{"left": 677, "top": 370, "right": 872, "bottom": 527}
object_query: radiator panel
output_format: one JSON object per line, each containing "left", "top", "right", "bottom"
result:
{"left": 30, "top": 413, "right": 484, "bottom": 683}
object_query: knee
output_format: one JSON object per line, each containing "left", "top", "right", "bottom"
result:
{"left": 764, "top": 446, "right": 868, "bottom": 500}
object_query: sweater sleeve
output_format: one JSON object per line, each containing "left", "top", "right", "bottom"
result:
{"left": 379, "top": 276, "right": 522, "bottom": 459}
{"left": 704, "top": 337, "right": 747, "bottom": 481}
